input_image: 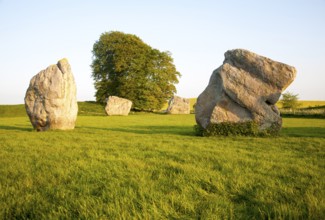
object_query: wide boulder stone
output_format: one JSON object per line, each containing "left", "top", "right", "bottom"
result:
{"left": 167, "top": 96, "right": 190, "bottom": 114}
{"left": 105, "top": 96, "right": 132, "bottom": 116}
{"left": 24, "top": 58, "right": 78, "bottom": 131}
{"left": 195, "top": 49, "right": 296, "bottom": 133}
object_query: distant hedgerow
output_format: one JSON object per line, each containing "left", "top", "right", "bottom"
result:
{"left": 194, "top": 121, "right": 280, "bottom": 137}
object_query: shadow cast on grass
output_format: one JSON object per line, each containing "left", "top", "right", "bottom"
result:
{"left": 2, "top": 123, "right": 322, "bottom": 138}
{"left": 281, "top": 127, "right": 325, "bottom": 138}
{"left": 0, "top": 125, "right": 33, "bottom": 132}
{"left": 83, "top": 125, "right": 196, "bottom": 136}
{"left": 84, "top": 125, "right": 325, "bottom": 138}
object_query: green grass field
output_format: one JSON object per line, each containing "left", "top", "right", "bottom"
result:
{"left": 0, "top": 108, "right": 324, "bottom": 219}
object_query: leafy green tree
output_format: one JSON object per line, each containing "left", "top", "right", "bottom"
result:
{"left": 91, "top": 31, "right": 180, "bottom": 111}
{"left": 281, "top": 91, "right": 301, "bottom": 111}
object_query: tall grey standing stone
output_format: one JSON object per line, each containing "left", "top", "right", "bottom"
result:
{"left": 105, "top": 96, "right": 132, "bottom": 116}
{"left": 195, "top": 49, "right": 296, "bottom": 132}
{"left": 166, "top": 96, "right": 190, "bottom": 114}
{"left": 24, "top": 58, "right": 78, "bottom": 131}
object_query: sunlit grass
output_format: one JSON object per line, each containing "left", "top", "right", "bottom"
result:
{"left": 0, "top": 114, "right": 324, "bottom": 219}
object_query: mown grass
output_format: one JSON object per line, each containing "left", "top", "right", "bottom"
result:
{"left": 0, "top": 113, "right": 324, "bottom": 219}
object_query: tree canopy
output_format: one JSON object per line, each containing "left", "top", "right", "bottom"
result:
{"left": 281, "top": 91, "right": 301, "bottom": 111}
{"left": 91, "top": 31, "right": 180, "bottom": 111}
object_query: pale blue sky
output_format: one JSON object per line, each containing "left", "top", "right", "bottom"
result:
{"left": 1, "top": 0, "right": 324, "bottom": 104}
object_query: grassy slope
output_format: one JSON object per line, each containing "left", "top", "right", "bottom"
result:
{"left": 0, "top": 114, "right": 324, "bottom": 219}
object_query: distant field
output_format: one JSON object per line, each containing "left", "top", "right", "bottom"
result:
{"left": 0, "top": 104, "right": 26, "bottom": 117}
{"left": 277, "top": 100, "right": 325, "bottom": 109}
{"left": 0, "top": 102, "right": 107, "bottom": 118}
{"left": 1, "top": 100, "right": 324, "bottom": 118}
{"left": 165, "top": 99, "right": 325, "bottom": 111}
{"left": 0, "top": 112, "right": 324, "bottom": 219}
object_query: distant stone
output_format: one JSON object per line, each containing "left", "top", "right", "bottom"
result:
{"left": 166, "top": 96, "right": 190, "bottom": 114}
{"left": 24, "top": 58, "right": 78, "bottom": 131}
{"left": 195, "top": 49, "right": 296, "bottom": 133}
{"left": 105, "top": 96, "right": 132, "bottom": 116}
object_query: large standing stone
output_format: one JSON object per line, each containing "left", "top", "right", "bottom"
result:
{"left": 24, "top": 58, "right": 78, "bottom": 131}
{"left": 105, "top": 96, "right": 132, "bottom": 116}
{"left": 166, "top": 96, "right": 190, "bottom": 114}
{"left": 195, "top": 49, "right": 296, "bottom": 132}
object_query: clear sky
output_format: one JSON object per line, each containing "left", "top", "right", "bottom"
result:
{"left": 1, "top": 0, "right": 324, "bottom": 104}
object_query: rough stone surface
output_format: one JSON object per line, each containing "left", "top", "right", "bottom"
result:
{"left": 105, "top": 96, "right": 132, "bottom": 116}
{"left": 195, "top": 49, "right": 296, "bottom": 132}
{"left": 167, "top": 96, "right": 190, "bottom": 114}
{"left": 24, "top": 58, "right": 78, "bottom": 131}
